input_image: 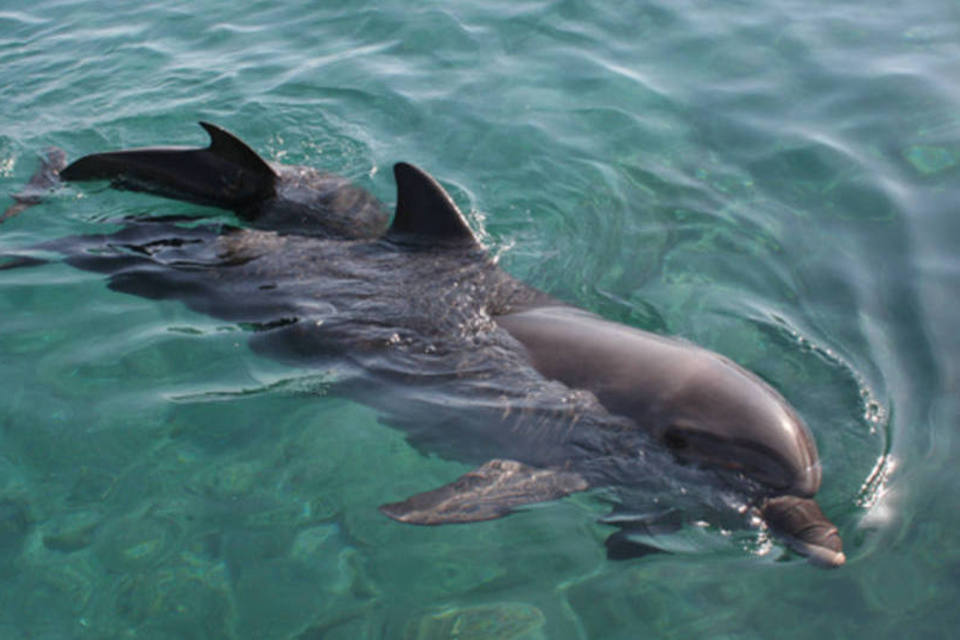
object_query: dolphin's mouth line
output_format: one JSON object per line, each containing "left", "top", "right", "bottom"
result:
{"left": 661, "top": 427, "right": 801, "bottom": 493}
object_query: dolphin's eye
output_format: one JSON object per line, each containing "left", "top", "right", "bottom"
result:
{"left": 663, "top": 429, "right": 689, "bottom": 451}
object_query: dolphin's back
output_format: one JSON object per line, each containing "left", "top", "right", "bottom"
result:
{"left": 60, "top": 122, "right": 389, "bottom": 239}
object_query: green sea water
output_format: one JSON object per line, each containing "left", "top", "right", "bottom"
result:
{"left": 1, "top": 0, "right": 958, "bottom": 638}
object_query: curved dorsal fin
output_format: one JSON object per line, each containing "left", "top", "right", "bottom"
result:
{"left": 387, "top": 162, "right": 479, "bottom": 247}
{"left": 199, "top": 121, "right": 277, "bottom": 179}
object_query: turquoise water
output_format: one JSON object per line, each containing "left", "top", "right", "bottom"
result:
{"left": 1, "top": 0, "right": 958, "bottom": 637}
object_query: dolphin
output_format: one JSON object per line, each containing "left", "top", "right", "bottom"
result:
{"left": 4, "top": 122, "right": 844, "bottom": 567}
{"left": 1, "top": 147, "right": 67, "bottom": 222}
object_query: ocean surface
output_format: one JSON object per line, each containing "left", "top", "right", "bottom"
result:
{"left": 1, "top": 0, "right": 958, "bottom": 638}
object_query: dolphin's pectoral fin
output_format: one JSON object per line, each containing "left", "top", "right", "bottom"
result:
{"left": 599, "top": 508, "right": 685, "bottom": 560}
{"left": 379, "top": 459, "right": 588, "bottom": 525}
{"left": 0, "top": 255, "right": 50, "bottom": 271}
{"left": 60, "top": 122, "right": 277, "bottom": 213}
{"left": 603, "top": 529, "right": 670, "bottom": 560}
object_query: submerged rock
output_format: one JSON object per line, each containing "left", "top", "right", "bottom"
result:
{"left": 114, "top": 564, "right": 234, "bottom": 640}
{"left": 193, "top": 459, "right": 265, "bottom": 500}
{"left": 93, "top": 514, "right": 181, "bottom": 572}
{"left": 41, "top": 508, "right": 103, "bottom": 552}
{"left": 229, "top": 522, "right": 376, "bottom": 639}
{"left": 6, "top": 558, "right": 99, "bottom": 637}
{"left": 0, "top": 499, "right": 30, "bottom": 562}
{"left": 402, "top": 602, "right": 546, "bottom": 640}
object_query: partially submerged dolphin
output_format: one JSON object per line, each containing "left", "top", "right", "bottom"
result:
{"left": 4, "top": 123, "right": 844, "bottom": 566}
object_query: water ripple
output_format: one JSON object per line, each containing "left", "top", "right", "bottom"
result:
{"left": 2, "top": 0, "right": 959, "bottom": 636}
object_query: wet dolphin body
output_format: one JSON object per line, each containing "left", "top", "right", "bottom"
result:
{"left": 1, "top": 147, "right": 67, "bottom": 223}
{"left": 4, "top": 123, "right": 844, "bottom": 566}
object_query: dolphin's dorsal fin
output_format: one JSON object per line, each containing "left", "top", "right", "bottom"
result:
{"left": 386, "top": 162, "right": 479, "bottom": 247}
{"left": 199, "top": 122, "right": 277, "bottom": 180}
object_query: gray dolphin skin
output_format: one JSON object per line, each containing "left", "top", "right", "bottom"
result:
{"left": 1, "top": 147, "right": 67, "bottom": 222}
{"left": 5, "top": 123, "right": 844, "bottom": 567}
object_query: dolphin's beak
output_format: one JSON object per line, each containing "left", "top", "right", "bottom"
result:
{"left": 761, "top": 495, "right": 845, "bottom": 567}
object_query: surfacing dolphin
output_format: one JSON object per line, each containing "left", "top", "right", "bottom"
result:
{"left": 3, "top": 122, "right": 844, "bottom": 567}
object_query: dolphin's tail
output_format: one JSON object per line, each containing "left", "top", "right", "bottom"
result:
{"left": 2, "top": 147, "right": 68, "bottom": 223}
{"left": 60, "top": 122, "right": 278, "bottom": 215}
